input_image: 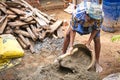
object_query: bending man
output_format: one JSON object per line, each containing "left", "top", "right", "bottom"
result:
{"left": 62, "top": 2, "right": 103, "bottom": 73}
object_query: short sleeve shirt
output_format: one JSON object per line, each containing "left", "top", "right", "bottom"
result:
{"left": 70, "top": 5, "right": 103, "bottom": 35}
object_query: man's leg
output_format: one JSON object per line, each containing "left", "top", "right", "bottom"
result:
{"left": 94, "top": 37, "right": 101, "bottom": 64}
{"left": 94, "top": 36, "right": 103, "bottom": 73}
{"left": 62, "top": 27, "right": 76, "bottom": 54}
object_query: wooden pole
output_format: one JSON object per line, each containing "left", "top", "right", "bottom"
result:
{"left": 18, "top": 34, "right": 30, "bottom": 47}
{"left": 26, "top": 27, "right": 37, "bottom": 41}
{"left": 0, "top": 16, "right": 7, "bottom": 34}
{"left": 14, "top": 29, "right": 31, "bottom": 38}
{"left": 17, "top": 37, "right": 28, "bottom": 49}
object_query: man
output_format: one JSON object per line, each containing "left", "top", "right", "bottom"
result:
{"left": 62, "top": 2, "right": 103, "bottom": 73}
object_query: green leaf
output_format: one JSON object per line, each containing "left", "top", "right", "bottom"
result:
{"left": 111, "top": 35, "right": 120, "bottom": 42}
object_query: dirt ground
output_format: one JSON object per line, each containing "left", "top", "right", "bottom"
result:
{"left": 0, "top": 9, "right": 120, "bottom": 80}
{"left": 45, "top": 9, "right": 120, "bottom": 79}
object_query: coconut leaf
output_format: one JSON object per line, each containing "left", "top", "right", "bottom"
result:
{"left": 111, "top": 35, "right": 120, "bottom": 42}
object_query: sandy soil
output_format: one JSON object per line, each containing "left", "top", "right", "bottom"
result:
{"left": 0, "top": 9, "right": 120, "bottom": 80}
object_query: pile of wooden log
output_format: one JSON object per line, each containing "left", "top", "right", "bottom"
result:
{"left": 0, "top": 0, "right": 63, "bottom": 53}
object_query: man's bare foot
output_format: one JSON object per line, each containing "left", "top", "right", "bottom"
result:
{"left": 95, "top": 63, "right": 103, "bottom": 73}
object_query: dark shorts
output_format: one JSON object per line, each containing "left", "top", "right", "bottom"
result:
{"left": 71, "top": 26, "right": 100, "bottom": 38}
{"left": 94, "top": 30, "right": 100, "bottom": 38}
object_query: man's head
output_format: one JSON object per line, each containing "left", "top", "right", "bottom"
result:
{"left": 78, "top": 1, "right": 102, "bottom": 20}
{"left": 87, "top": 2, "right": 102, "bottom": 20}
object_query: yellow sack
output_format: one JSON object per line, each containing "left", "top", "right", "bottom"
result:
{"left": 0, "top": 34, "right": 24, "bottom": 59}
{"left": 0, "top": 58, "right": 22, "bottom": 71}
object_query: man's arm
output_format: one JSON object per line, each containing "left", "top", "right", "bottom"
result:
{"left": 68, "top": 29, "right": 76, "bottom": 54}
{"left": 86, "top": 18, "right": 102, "bottom": 45}
{"left": 86, "top": 30, "right": 99, "bottom": 45}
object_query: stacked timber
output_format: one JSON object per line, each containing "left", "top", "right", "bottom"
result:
{"left": 0, "top": 0, "right": 63, "bottom": 53}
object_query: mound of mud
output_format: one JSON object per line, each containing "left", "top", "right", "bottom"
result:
{"left": 60, "top": 44, "right": 92, "bottom": 70}
{"left": 23, "top": 44, "right": 99, "bottom": 80}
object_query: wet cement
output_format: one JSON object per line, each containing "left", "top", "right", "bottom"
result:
{"left": 23, "top": 44, "right": 99, "bottom": 80}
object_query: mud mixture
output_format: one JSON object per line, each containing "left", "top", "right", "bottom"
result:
{"left": 20, "top": 44, "right": 99, "bottom": 80}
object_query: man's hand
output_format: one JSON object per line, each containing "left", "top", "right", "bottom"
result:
{"left": 84, "top": 41, "right": 93, "bottom": 51}
{"left": 54, "top": 47, "right": 73, "bottom": 63}
{"left": 66, "top": 47, "right": 73, "bottom": 55}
